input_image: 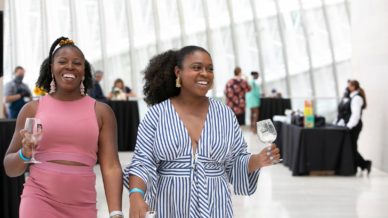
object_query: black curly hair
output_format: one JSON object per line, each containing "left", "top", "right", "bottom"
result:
{"left": 143, "top": 45, "right": 211, "bottom": 106}
{"left": 36, "top": 36, "right": 92, "bottom": 93}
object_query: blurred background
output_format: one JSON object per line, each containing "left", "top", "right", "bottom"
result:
{"left": 2, "top": 0, "right": 352, "bottom": 119}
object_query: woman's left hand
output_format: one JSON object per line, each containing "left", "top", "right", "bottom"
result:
{"left": 249, "top": 144, "right": 281, "bottom": 172}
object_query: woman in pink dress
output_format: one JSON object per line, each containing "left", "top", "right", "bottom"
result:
{"left": 3, "top": 37, "right": 123, "bottom": 218}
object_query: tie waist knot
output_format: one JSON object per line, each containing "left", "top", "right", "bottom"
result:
{"left": 157, "top": 155, "right": 225, "bottom": 177}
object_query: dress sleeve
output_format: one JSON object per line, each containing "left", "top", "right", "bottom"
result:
{"left": 225, "top": 114, "right": 260, "bottom": 196}
{"left": 123, "top": 106, "right": 159, "bottom": 202}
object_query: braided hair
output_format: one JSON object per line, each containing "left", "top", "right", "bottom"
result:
{"left": 143, "top": 45, "right": 211, "bottom": 106}
{"left": 36, "top": 36, "right": 92, "bottom": 92}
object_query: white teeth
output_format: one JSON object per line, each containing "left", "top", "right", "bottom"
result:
{"left": 63, "top": 73, "right": 75, "bottom": 79}
{"left": 197, "top": 81, "right": 208, "bottom": 85}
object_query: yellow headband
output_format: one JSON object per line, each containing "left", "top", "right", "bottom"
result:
{"left": 59, "top": 39, "right": 74, "bottom": 46}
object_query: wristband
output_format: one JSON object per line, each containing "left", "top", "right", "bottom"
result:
{"left": 109, "top": 210, "right": 124, "bottom": 218}
{"left": 129, "top": 187, "right": 145, "bottom": 197}
{"left": 18, "top": 149, "right": 31, "bottom": 161}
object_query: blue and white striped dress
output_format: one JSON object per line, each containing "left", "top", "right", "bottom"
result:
{"left": 124, "top": 98, "right": 260, "bottom": 218}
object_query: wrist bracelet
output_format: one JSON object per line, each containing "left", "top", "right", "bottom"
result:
{"left": 129, "top": 187, "right": 145, "bottom": 197}
{"left": 18, "top": 149, "right": 31, "bottom": 161}
{"left": 109, "top": 210, "right": 123, "bottom": 218}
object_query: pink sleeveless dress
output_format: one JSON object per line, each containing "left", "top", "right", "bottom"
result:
{"left": 19, "top": 95, "right": 99, "bottom": 218}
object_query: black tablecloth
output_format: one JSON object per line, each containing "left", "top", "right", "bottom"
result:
{"left": 259, "top": 98, "right": 291, "bottom": 121}
{"left": 275, "top": 122, "right": 356, "bottom": 176}
{"left": 0, "top": 119, "right": 25, "bottom": 218}
{"left": 107, "top": 101, "right": 140, "bottom": 151}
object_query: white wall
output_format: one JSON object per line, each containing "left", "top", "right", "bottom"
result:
{"left": 352, "top": 0, "right": 388, "bottom": 173}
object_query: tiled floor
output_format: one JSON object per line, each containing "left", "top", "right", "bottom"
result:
{"left": 95, "top": 129, "right": 388, "bottom": 218}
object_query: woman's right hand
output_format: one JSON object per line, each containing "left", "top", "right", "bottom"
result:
{"left": 129, "top": 193, "right": 149, "bottom": 218}
{"left": 19, "top": 129, "right": 36, "bottom": 158}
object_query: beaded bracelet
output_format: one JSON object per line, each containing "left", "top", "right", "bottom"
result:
{"left": 18, "top": 149, "right": 31, "bottom": 161}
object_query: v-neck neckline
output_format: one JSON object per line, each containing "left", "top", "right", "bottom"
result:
{"left": 169, "top": 98, "right": 211, "bottom": 154}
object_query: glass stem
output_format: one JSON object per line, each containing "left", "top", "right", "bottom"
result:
{"left": 31, "top": 145, "right": 35, "bottom": 160}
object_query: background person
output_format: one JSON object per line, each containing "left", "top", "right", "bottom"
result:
{"left": 4, "top": 66, "right": 32, "bottom": 118}
{"left": 224, "top": 66, "right": 250, "bottom": 125}
{"left": 246, "top": 71, "right": 262, "bottom": 133}
{"left": 88, "top": 70, "right": 107, "bottom": 102}
{"left": 336, "top": 79, "right": 372, "bottom": 175}
{"left": 108, "top": 78, "right": 136, "bottom": 100}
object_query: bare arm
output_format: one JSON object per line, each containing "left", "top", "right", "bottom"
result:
{"left": 5, "top": 94, "right": 23, "bottom": 103}
{"left": 127, "top": 92, "right": 137, "bottom": 98}
{"left": 3, "top": 101, "right": 38, "bottom": 177}
{"left": 96, "top": 102, "right": 123, "bottom": 213}
{"left": 127, "top": 175, "right": 148, "bottom": 218}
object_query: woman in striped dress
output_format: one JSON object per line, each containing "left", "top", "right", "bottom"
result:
{"left": 124, "top": 46, "right": 281, "bottom": 218}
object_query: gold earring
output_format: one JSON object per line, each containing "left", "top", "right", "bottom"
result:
{"left": 80, "top": 77, "right": 85, "bottom": 95}
{"left": 176, "top": 77, "right": 181, "bottom": 88}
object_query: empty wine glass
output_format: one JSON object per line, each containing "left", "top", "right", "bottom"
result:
{"left": 256, "top": 119, "right": 282, "bottom": 164}
{"left": 24, "top": 118, "right": 42, "bottom": 164}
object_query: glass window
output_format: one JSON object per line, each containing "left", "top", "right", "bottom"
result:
{"left": 46, "top": 0, "right": 72, "bottom": 45}
{"left": 131, "top": 0, "right": 156, "bottom": 48}
{"left": 253, "top": 0, "right": 277, "bottom": 18}
{"left": 336, "top": 60, "right": 351, "bottom": 96}
{"left": 326, "top": 2, "right": 351, "bottom": 61}
{"left": 234, "top": 22, "right": 260, "bottom": 75}
{"left": 9, "top": 0, "right": 44, "bottom": 87}
{"left": 205, "top": 0, "right": 236, "bottom": 96}
{"left": 157, "top": 0, "right": 182, "bottom": 51}
{"left": 258, "top": 17, "right": 286, "bottom": 84}
{"left": 101, "top": 0, "right": 132, "bottom": 92}
{"left": 231, "top": 0, "right": 261, "bottom": 76}
{"left": 313, "top": 66, "right": 336, "bottom": 97}
{"left": 73, "top": 0, "right": 103, "bottom": 63}
{"left": 210, "top": 27, "right": 236, "bottom": 96}
{"left": 180, "top": 0, "right": 208, "bottom": 48}
{"left": 278, "top": 0, "right": 313, "bottom": 98}
{"left": 304, "top": 7, "right": 332, "bottom": 68}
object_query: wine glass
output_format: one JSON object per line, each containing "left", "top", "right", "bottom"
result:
{"left": 23, "top": 118, "right": 42, "bottom": 164}
{"left": 256, "top": 119, "right": 282, "bottom": 164}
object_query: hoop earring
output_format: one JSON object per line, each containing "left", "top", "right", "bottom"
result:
{"left": 80, "top": 77, "right": 85, "bottom": 95}
{"left": 176, "top": 77, "right": 181, "bottom": 88}
{"left": 49, "top": 74, "right": 56, "bottom": 94}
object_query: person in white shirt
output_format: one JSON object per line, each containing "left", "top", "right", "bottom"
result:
{"left": 335, "top": 80, "right": 371, "bottom": 175}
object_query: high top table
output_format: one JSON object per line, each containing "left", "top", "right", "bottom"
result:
{"left": 107, "top": 100, "right": 140, "bottom": 151}
{"left": 259, "top": 98, "right": 291, "bottom": 121}
{"left": 275, "top": 122, "right": 356, "bottom": 176}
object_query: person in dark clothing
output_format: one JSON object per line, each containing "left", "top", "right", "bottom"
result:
{"left": 335, "top": 80, "right": 372, "bottom": 175}
{"left": 88, "top": 70, "right": 107, "bottom": 102}
{"left": 4, "top": 66, "right": 32, "bottom": 118}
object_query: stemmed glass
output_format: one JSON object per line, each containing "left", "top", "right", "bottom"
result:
{"left": 23, "top": 118, "right": 42, "bottom": 164}
{"left": 256, "top": 119, "right": 282, "bottom": 164}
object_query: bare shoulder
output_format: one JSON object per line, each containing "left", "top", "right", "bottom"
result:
{"left": 95, "top": 101, "right": 115, "bottom": 118}
{"left": 20, "top": 100, "right": 39, "bottom": 117}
